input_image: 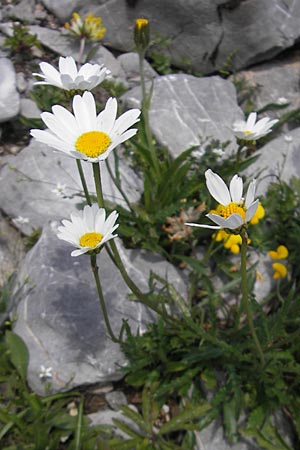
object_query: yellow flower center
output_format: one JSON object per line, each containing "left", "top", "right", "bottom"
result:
{"left": 244, "top": 130, "right": 252, "bottom": 136}
{"left": 75, "top": 131, "right": 111, "bottom": 158}
{"left": 79, "top": 232, "right": 103, "bottom": 248}
{"left": 211, "top": 202, "right": 246, "bottom": 221}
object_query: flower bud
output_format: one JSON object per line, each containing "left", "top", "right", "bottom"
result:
{"left": 134, "top": 18, "right": 150, "bottom": 52}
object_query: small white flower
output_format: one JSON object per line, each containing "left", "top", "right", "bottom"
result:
{"left": 232, "top": 112, "right": 278, "bottom": 141}
{"left": 57, "top": 203, "right": 119, "bottom": 257}
{"left": 13, "top": 216, "right": 29, "bottom": 225}
{"left": 186, "top": 169, "right": 258, "bottom": 230}
{"left": 39, "top": 365, "right": 52, "bottom": 380}
{"left": 33, "top": 56, "right": 110, "bottom": 91}
{"left": 277, "top": 97, "right": 288, "bottom": 105}
{"left": 51, "top": 183, "right": 67, "bottom": 198}
{"left": 284, "top": 135, "right": 293, "bottom": 143}
{"left": 30, "top": 92, "right": 141, "bottom": 163}
{"left": 212, "top": 148, "right": 225, "bottom": 157}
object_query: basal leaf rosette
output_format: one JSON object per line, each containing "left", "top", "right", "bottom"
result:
{"left": 57, "top": 204, "right": 119, "bottom": 257}
{"left": 30, "top": 91, "right": 141, "bottom": 162}
{"left": 186, "top": 169, "right": 259, "bottom": 232}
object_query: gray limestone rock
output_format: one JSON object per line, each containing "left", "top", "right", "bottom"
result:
{"left": 105, "top": 390, "right": 127, "bottom": 411}
{"left": 232, "top": 49, "right": 300, "bottom": 117}
{"left": 40, "top": 0, "right": 81, "bottom": 23}
{"left": 4, "top": 0, "right": 36, "bottom": 24}
{"left": 28, "top": 25, "right": 126, "bottom": 81}
{"left": 122, "top": 73, "right": 243, "bottom": 158}
{"left": 0, "top": 57, "right": 20, "bottom": 122}
{"left": 0, "top": 139, "right": 142, "bottom": 235}
{"left": 11, "top": 222, "right": 187, "bottom": 395}
{"left": 243, "top": 127, "right": 300, "bottom": 196}
{"left": 75, "top": 0, "right": 300, "bottom": 74}
{"left": 117, "top": 52, "right": 157, "bottom": 88}
{"left": 19, "top": 98, "right": 41, "bottom": 119}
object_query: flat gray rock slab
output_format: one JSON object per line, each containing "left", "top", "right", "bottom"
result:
{"left": 0, "top": 57, "right": 20, "bottom": 122}
{"left": 122, "top": 74, "right": 243, "bottom": 158}
{"left": 233, "top": 49, "right": 300, "bottom": 115}
{"left": 12, "top": 222, "right": 187, "bottom": 395}
{"left": 40, "top": 0, "right": 78, "bottom": 23}
{"left": 0, "top": 139, "right": 142, "bottom": 235}
{"left": 76, "top": 0, "right": 300, "bottom": 74}
{"left": 117, "top": 52, "right": 157, "bottom": 88}
{"left": 243, "top": 127, "right": 300, "bottom": 196}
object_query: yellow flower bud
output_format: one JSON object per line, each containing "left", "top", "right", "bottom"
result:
{"left": 268, "top": 245, "right": 289, "bottom": 260}
{"left": 134, "top": 18, "right": 150, "bottom": 52}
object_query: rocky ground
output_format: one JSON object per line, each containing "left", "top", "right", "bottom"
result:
{"left": 1, "top": 1, "right": 300, "bottom": 448}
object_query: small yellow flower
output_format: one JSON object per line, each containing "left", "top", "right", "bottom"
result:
{"left": 250, "top": 202, "right": 265, "bottom": 225}
{"left": 65, "top": 12, "right": 106, "bottom": 41}
{"left": 268, "top": 245, "right": 289, "bottom": 260}
{"left": 212, "top": 229, "right": 250, "bottom": 254}
{"left": 272, "top": 262, "right": 287, "bottom": 279}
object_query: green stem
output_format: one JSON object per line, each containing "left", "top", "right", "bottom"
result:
{"left": 76, "top": 159, "right": 92, "bottom": 205}
{"left": 90, "top": 253, "right": 119, "bottom": 343}
{"left": 92, "top": 161, "right": 145, "bottom": 301}
{"left": 92, "top": 162, "right": 104, "bottom": 207}
{"left": 105, "top": 158, "right": 135, "bottom": 213}
{"left": 78, "top": 37, "right": 86, "bottom": 65}
{"left": 138, "top": 51, "right": 160, "bottom": 175}
{"left": 240, "top": 230, "right": 265, "bottom": 368}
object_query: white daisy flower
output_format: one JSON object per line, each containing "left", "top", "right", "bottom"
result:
{"left": 186, "top": 169, "right": 259, "bottom": 231}
{"left": 33, "top": 56, "right": 110, "bottom": 91}
{"left": 30, "top": 92, "right": 140, "bottom": 162}
{"left": 57, "top": 203, "right": 119, "bottom": 257}
{"left": 39, "top": 365, "right": 52, "bottom": 380}
{"left": 232, "top": 112, "right": 278, "bottom": 141}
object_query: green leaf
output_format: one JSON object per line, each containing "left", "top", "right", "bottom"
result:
{"left": 158, "top": 402, "right": 211, "bottom": 435}
{"left": 5, "top": 331, "right": 29, "bottom": 382}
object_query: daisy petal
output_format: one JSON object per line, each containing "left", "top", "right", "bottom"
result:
{"left": 205, "top": 169, "right": 231, "bottom": 205}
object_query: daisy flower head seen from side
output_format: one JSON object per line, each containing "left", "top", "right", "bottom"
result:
{"left": 186, "top": 169, "right": 259, "bottom": 231}
{"left": 30, "top": 91, "right": 141, "bottom": 163}
{"left": 232, "top": 112, "right": 278, "bottom": 141}
{"left": 33, "top": 56, "right": 110, "bottom": 91}
{"left": 57, "top": 204, "right": 119, "bottom": 257}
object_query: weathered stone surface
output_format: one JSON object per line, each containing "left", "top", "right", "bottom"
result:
{"left": 122, "top": 73, "right": 243, "bottom": 157}
{"left": 105, "top": 390, "right": 127, "bottom": 410}
{"left": 19, "top": 98, "right": 41, "bottom": 119}
{"left": 75, "top": 0, "right": 300, "bottom": 74}
{"left": 0, "top": 57, "right": 20, "bottom": 122}
{"left": 233, "top": 49, "right": 300, "bottom": 117}
{"left": 243, "top": 127, "right": 300, "bottom": 196}
{"left": 28, "top": 25, "right": 126, "bottom": 81}
{"left": 41, "top": 0, "right": 80, "bottom": 23}
{"left": 12, "top": 222, "right": 187, "bottom": 395}
{"left": 117, "top": 52, "right": 157, "bottom": 88}
{"left": 4, "top": 0, "right": 36, "bottom": 24}
{"left": 0, "top": 139, "right": 142, "bottom": 235}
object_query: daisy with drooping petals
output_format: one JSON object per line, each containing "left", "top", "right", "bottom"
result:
{"left": 30, "top": 91, "right": 141, "bottom": 162}
{"left": 57, "top": 204, "right": 119, "bottom": 257}
{"left": 232, "top": 112, "right": 278, "bottom": 141}
{"left": 33, "top": 56, "right": 110, "bottom": 91}
{"left": 186, "top": 169, "right": 259, "bottom": 231}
